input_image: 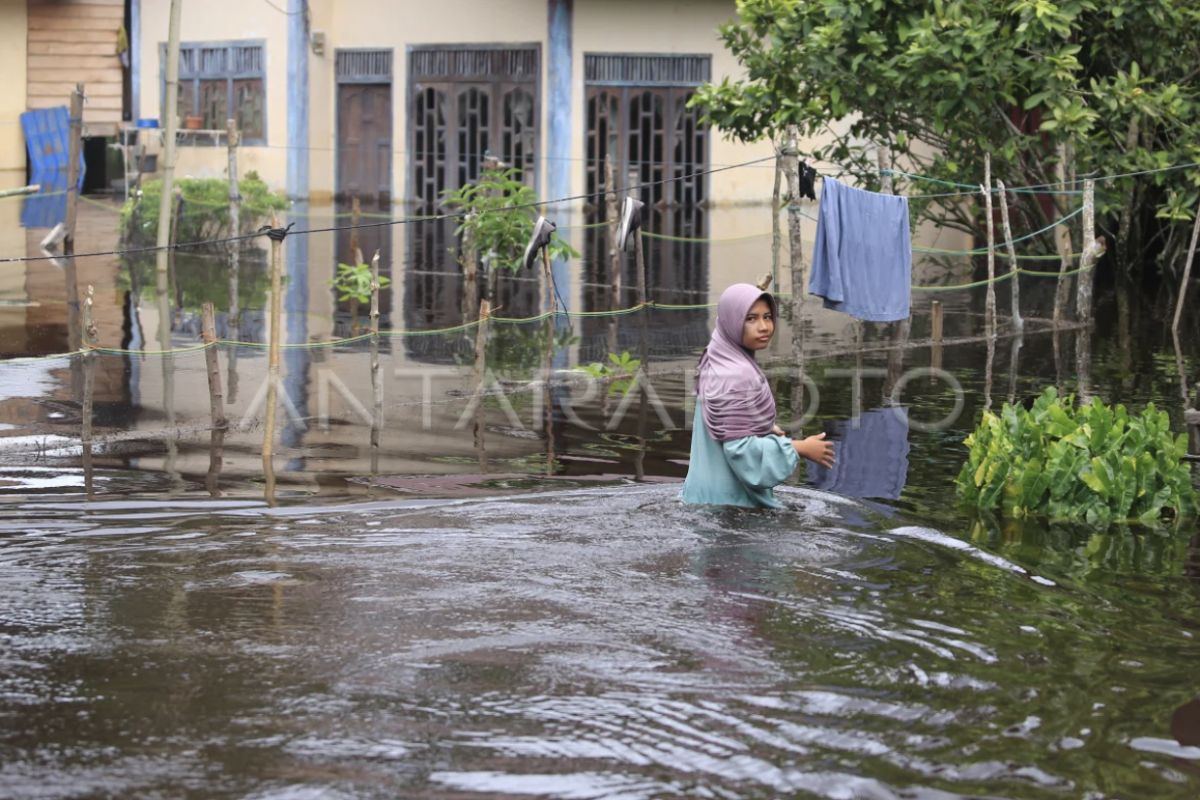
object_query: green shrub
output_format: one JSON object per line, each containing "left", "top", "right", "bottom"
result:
{"left": 442, "top": 165, "right": 577, "bottom": 272}
{"left": 332, "top": 259, "right": 391, "bottom": 305}
{"left": 120, "top": 173, "right": 289, "bottom": 244}
{"left": 956, "top": 387, "right": 1196, "bottom": 527}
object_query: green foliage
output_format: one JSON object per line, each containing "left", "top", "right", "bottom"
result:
{"left": 578, "top": 351, "right": 643, "bottom": 397}
{"left": 120, "top": 172, "right": 289, "bottom": 244}
{"left": 442, "top": 166, "right": 578, "bottom": 272}
{"left": 955, "top": 387, "right": 1196, "bottom": 527}
{"left": 693, "top": 0, "right": 1200, "bottom": 275}
{"left": 331, "top": 259, "right": 391, "bottom": 305}
{"left": 483, "top": 323, "right": 580, "bottom": 380}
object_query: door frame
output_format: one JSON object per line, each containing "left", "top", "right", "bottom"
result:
{"left": 334, "top": 48, "right": 394, "bottom": 202}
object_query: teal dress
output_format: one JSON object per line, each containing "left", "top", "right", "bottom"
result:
{"left": 680, "top": 402, "right": 800, "bottom": 509}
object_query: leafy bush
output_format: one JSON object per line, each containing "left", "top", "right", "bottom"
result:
{"left": 120, "top": 173, "right": 289, "bottom": 244}
{"left": 956, "top": 388, "right": 1196, "bottom": 527}
{"left": 442, "top": 165, "right": 577, "bottom": 272}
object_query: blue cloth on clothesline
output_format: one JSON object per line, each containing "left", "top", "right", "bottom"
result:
{"left": 809, "top": 177, "right": 912, "bottom": 322}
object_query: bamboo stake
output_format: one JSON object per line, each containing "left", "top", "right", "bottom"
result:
{"left": 1052, "top": 141, "right": 1075, "bottom": 326}
{"left": 226, "top": 118, "right": 240, "bottom": 328}
{"left": 81, "top": 284, "right": 96, "bottom": 498}
{"left": 369, "top": 250, "right": 381, "bottom": 334}
{"left": 628, "top": 168, "right": 647, "bottom": 308}
{"left": 63, "top": 85, "right": 84, "bottom": 355}
{"left": 930, "top": 299, "right": 944, "bottom": 378}
{"left": 782, "top": 126, "right": 805, "bottom": 314}
{"left": 369, "top": 250, "right": 383, "bottom": 474}
{"left": 473, "top": 299, "right": 491, "bottom": 473}
{"left": 982, "top": 154, "right": 996, "bottom": 338}
{"left": 541, "top": 247, "right": 557, "bottom": 476}
{"left": 877, "top": 144, "right": 893, "bottom": 194}
{"left": 202, "top": 302, "right": 225, "bottom": 496}
{"left": 1172, "top": 197, "right": 1200, "bottom": 335}
{"left": 350, "top": 195, "right": 361, "bottom": 265}
{"left": 1076, "top": 179, "right": 1102, "bottom": 326}
{"left": 771, "top": 142, "right": 782, "bottom": 290}
{"left": 605, "top": 153, "right": 621, "bottom": 311}
{"left": 155, "top": 0, "right": 182, "bottom": 290}
{"left": 604, "top": 153, "right": 620, "bottom": 369}
{"left": 168, "top": 189, "right": 184, "bottom": 324}
{"left": 263, "top": 214, "right": 283, "bottom": 503}
{"left": 201, "top": 302, "right": 225, "bottom": 429}
{"left": 996, "top": 179, "right": 1023, "bottom": 333}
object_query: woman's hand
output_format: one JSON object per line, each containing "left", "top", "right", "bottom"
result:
{"left": 771, "top": 424, "right": 786, "bottom": 437}
{"left": 794, "top": 432, "right": 835, "bottom": 468}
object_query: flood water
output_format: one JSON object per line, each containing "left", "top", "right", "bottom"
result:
{"left": 1, "top": 198, "right": 1199, "bottom": 798}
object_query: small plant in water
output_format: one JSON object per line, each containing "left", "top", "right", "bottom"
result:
{"left": 956, "top": 387, "right": 1197, "bottom": 527}
{"left": 578, "top": 351, "right": 642, "bottom": 397}
{"left": 331, "top": 258, "right": 390, "bottom": 334}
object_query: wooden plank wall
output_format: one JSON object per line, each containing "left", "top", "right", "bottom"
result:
{"left": 27, "top": 0, "right": 125, "bottom": 136}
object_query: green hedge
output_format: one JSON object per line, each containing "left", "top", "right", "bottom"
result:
{"left": 120, "top": 174, "right": 288, "bottom": 244}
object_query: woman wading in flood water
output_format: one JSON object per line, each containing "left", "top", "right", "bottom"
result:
{"left": 681, "top": 283, "right": 835, "bottom": 509}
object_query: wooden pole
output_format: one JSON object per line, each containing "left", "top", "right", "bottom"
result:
{"left": 605, "top": 154, "right": 621, "bottom": 311}
{"left": 202, "top": 301, "right": 226, "bottom": 497}
{"left": 1172, "top": 197, "right": 1200, "bottom": 335}
{"left": 982, "top": 154, "right": 996, "bottom": 338}
{"left": 81, "top": 284, "right": 97, "bottom": 498}
{"left": 628, "top": 168, "right": 647, "bottom": 307}
{"left": 226, "top": 118, "right": 240, "bottom": 328}
{"left": 781, "top": 126, "right": 805, "bottom": 312}
{"left": 370, "top": 249, "right": 383, "bottom": 474}
{"left": 877, "top": 144, "right": 893, "bottom": 194}
{"left": 155, "top": 0, "right": 183, "bottom": 289}
{"left": 201, "top": 302, "right": 226, "bottom": 429}
{"left": 473, "top": 299, "right": 491, "bottom": 473}
{"left": 225, "top": 118, "right": 241, "bottom": 405}
{"left": 463, "top": 215, "right": 478, "bottom": 320}
{"left": 168, "top": 189, "right": 184, "bottom": 324}
{"left": 930, "top": 299, "right": 944, "bottom": 377}
{"left": 541, "top": 246, "right": 557, "bottom": 476}
{"left": 604, "top": 154, "right": 621, "bottom": 368}
{"left": 1076, "top": 179, "right": 1100, "bottom": 326}
{"left": 771, "top": 142, "right": 782, "bottom": 291}
{"left": 350, "top": 195, "right": 361, "bottom": 265}
{"left": 1052, "top": 141, "right": 1075, "bottom": 325}
{"left": 63, "top": 84, "right": 84, "bottom": 354}
{"left": 369, "top": 249, "right": 381, "bottom": 335}
{"left": 262, "top": 214, "right": 283, "bottom": 502}
{"left": 997, "top": 179, "right": 1023, "bottom": 333}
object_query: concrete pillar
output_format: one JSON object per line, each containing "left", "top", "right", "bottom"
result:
{"left": 287, "top": 0, "right": 309, "bottom": 200}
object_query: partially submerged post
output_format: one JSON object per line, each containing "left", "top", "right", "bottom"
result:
{"left": 168, "top": 188, "right": 185, "bottom": 322}
{"left": 781, "top": 126, "right": 806, "bottom": 318}
{"left": 996, "top": 180, "right": 1023, "bottom": 333}
{"left": 1172, "top": 197, "right": 1200, "bottom": 336}
{"left": 369, "top": 250, "right": 383, "bottom": 473}
{"left": 201, "top": 302, "right": 226, "bottom": 429}
{"left": 201, "top": 302, "right": 226, "bottom": 496}
{"left": 155, "top": 0, "right": 184, "bottom": 330}
{"left": 1052, "top": 142, "right": 1075, "bottom": 326}
{"left": 473, "top": 299, "right": 491, "bottom": 473}
{"left": 1076, "top": 179, "right": 1104, "bottom": 326}
{"left": 262, "top": 215, "right": 284, "bottom": 503}
{"left": 81, "top": 285, "right": 97, "bottom": 497}
{"left": 771, "top": 141, "right": 783, "bottom": 290}
{"left": 930, "top": 299, "right": 944, "bottom": 377}
{"left": 604, "top": 154, "right": 621, "bottom": 363}
{"left": 226, "top": 118, "right": 241, "bottom": 328}
{"left": 982, "top": 154, "right": 997, "bottom": 338}
{"left": 627, "top": 168, "right": 647, "bottom": 308}
{"left": 63, "top": 84, "right": 84, "bottom": 354}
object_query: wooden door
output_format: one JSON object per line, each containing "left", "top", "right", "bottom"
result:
{"left": 337, "top": 83, "right": 392, "bottom": 202}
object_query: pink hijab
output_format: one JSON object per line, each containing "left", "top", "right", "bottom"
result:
{"left": 697, "top": 284, "right": 778, "bottom": 442}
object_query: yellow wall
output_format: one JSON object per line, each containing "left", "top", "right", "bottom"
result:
{"left": 138, "top": 0, "right": 289, "bottom": 187}
{"left": 0, "top": 0, "right": 29, "bottom": 190}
